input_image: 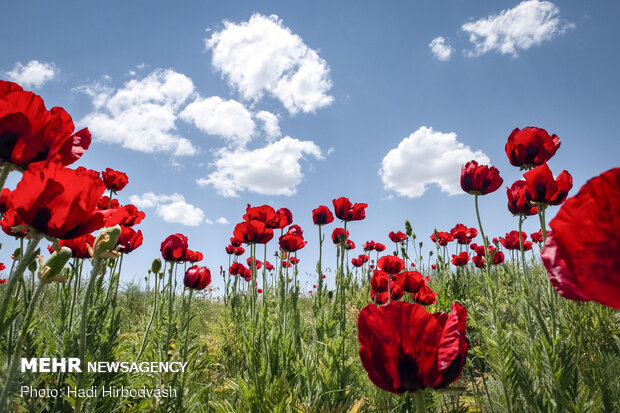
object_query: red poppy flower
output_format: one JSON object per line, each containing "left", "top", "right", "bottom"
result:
{"left": 55, "top": 233, "right": 95, "bottom": 259}
{"left": 531, "top": 230, "right": 543, "bottom": 243}
{"left": 225, "top": 245, "right": 234, "bottom": 254}
{"left": 118, "top": 204, "right": 145, "bottom": 227}
{"left": 273, "top": 207, "right": 293, "bottom": 229}
{"left": 331, "top": 227, "right": 349, "bottom": 245}
{"left": 233, "top": 220, "right": 274, "bottom": 245}
{"left": 0, "top": 188, "right": 11, "bottom": 214}
{"left": 358, "top": 254, "right": 370, "bottom": 264}
{"left": 289, "top": 257, "right": 299, "bottom": 265}
{"left": 374, "top": 243, "right": 386, "bottom": 252}
{"left": 246, "top": 257, "right": 262, "bottom": 269}
{"left": 499, "top": 231, "right": 527, "bottom": 250}
{"left": 389, "top": 231, "right": 407, "bottom": 243}
{"left": 184, "top": 249, "right": 203, "bottom": 263}
{"left": 184, "top": 265, "right": 211, "bottom": 290}
{"left": 370, "top": 270, "right": 404, "bottom": 304}
{"left": 0, "top": 209, "right": 27, "bottom": 238}
{"left": 10, "top": 162, "right": 121, "bottom": 239}
{"left": 451, "top": 252, "right": 470, "bottom": 266}
{"left": 413, "top": 283, "right": 437, "bottom": 305}
{"left": 0, "top": 279, "right": 5, "bottom": 284}
{"left": 230, "top": 236, "right": 242, "bottom": 247}
{"left": 279, "top": 232, "right": 306, "bottom": 252}
{"left": 449, "top": 224, "right": 478, "bottom": 245}
{"left": 332, "top": 197, "right": 368, "bottom": 221}
{"left": 97, "top": 196, "right": 120, "bottom": 210}
{"left": 116, "top": 226, "right": 143, "bottom": 254}
{"left": 345, "top": 239, "right": 356, "bottom": 250}
{"left": 287, "top": 224, "right": 303, "bottom": 237}
{"left": 281, "top": 260, "right": 292, "bottom": 268}
{"left": 505, "top": 127, "right": 561, "bottom": 170}
{"left": 460, "top": 160, "right": 503, "bottom": 195}
{"left": 160, "top": 233, "right": 188, "bottom": 261}
{"left": 378, "top": 255, "right": 405, "bottom": 274}
{"left": 542, "top": 168, "right": 620, "bottom": 309}
{"left": 430, "top": 231, "right": 454, "bottom": 246}
{"left": 507, "top": 180, "right": 538, "bottom": 216}
{"left": 233, "top": 246, "right": 245, "bottom": 256}
{"left": 0, "top": 263, "right": 6, "bottom": 271}
{"left": 243, "top": 204, "right": 278, "bottom": 228}
{"left": 312, "top": 205, "right": 334, "bottom": 226}
{"left": 257, "top": 288, "right": 263, "bottom": 293}
{"left": 101, "top": 168, "right": 129, "bottom": 192}
{"left": 352, "top": 258, "right": 362, "bottom": 267}
{"left": 471, "top": 246, "right": 504, "bottom": 267}
{"left": 524, "top": 164, "right": 573, "bottom": 206}
{"left": 358, "top": 301, "right": 468, "bottom": 393}
{"left": 0, "top": 81, "right": 91, "bottom": 169}
{"left": 265, "top": 261, "right": 274, "bottom": 271}
{"left": 400, "top": 271, "right": 424, "bottom": 294}
{"left": 363, "top": 241, "right": 376, "bottom": 251}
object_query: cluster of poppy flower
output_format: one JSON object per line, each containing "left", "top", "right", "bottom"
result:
{"left": 0, "top": 80, "right": 145, "bottom": 259}
{"left": 431, "top": 224, "right": 478, "bottom": 246}
{"left": 159, "top": 233, "right": 211, "bottom": 290}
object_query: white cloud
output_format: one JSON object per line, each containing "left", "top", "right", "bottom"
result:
{"left": 180, "top": 96, "right": 255, "bottom": 145}
{"left": 462, "top": 0, "right": 574, "bottom": 57}
{"left": 429, "top": 37, "right": 453, "bottom": 61}
{"left": 215, "top": 217, "right": 230, "bottom": 224}
{"left": 206, "top": 13, "right": 333, "bottom": 115}
{"left": 205, "top": 218, "right": 214, "bottom": 225}
{"left": 77, "top": 69, "right": 198, "bottom": 156}
{"left": 6, "top": 60, "right": 57, "bottom": 88}
{"left": 380, "top": 126, "right": 490, "bottom": 198}
{"left": 129, "top": 192, "right": 204, "bottom": 226}
{"left": 198, "top": 136, "right": 323, "bottom": 197}
{"left": 255, "top": 110, "right": 281, "bottom": 140}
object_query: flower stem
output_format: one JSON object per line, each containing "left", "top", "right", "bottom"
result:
{"left": 0, "top": 164, "right": 11, "bottom": 193}
{"left": 415, "top": 390, "right": 426, "bottom": 413}
{"left": 0, "top": 277, "right": 48, "bottom": 408}
{"left": 178, "top": 288, "right": 193, "bottom": 409}
{"left": 0, "top": 237, "right": 41, "bottom": 335}
{"left": 137, "top": 269, "right": 158, "bottom": 361}
{"left": 538, "top": 205, "right": 548, "bottom": 242}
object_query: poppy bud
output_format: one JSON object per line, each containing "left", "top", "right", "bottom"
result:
{"left": 151, "top": 258, "right": 162, "bottom": 274}
{"left": 39, "top": 247, "right": 72, "bottom": 283}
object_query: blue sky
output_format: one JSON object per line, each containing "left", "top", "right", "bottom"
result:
{"left": 2, "top": 1, "right": 619, "bottom": 293}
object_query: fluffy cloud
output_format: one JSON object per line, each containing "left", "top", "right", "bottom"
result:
{"left": 215, "top": 217, "right": 230, "bottom": 224}
{"left": 206, "top": 13, "right": 333, "bottom": 115}
{"left": 380, "top": 126, "right": 490, "bottom": 198}
{"left": 429, "top": 37, "right": 453, "bottom": 61}
{"left": 198, "top": 136, "right": 323, "bottom": 197}
{"left": 255, "top": 110, "right": 281, "bottom": 140}
{"left": 129, "top": 192, "right": 205, "bottom": 226}
{"left": 77, "top": 69, "right": 198, "bottom": 156}
{"left": 180, "top": 96, "right": 255, "bottom": 146}
{"left": 6, "top": 60, "right": 57, "bottom": 88}
{"left": 462, "top": 0, "right": 574, "bottom": 57}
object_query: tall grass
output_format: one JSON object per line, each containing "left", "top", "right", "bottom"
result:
{"left": 1, "top": 241, "right": 618, "bottom": 412}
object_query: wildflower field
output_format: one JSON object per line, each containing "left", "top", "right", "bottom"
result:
{"left": 0, "top": 79, "right": 619, "bottom": 413}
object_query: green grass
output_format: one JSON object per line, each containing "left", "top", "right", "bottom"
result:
{"left": 1, "top": 250, "right": 619, "bottom": 412}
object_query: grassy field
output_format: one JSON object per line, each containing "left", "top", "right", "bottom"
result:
{"left": 2, "top": 241, "right": 619, "bottom": 412}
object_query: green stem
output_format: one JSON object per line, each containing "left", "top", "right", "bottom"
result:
{"left": 178, "top": 288, "right": 193, "bottom": 409}
{"left": 0, "top": 164, "right": 11, "bottom": 193}
{"left": 0, "top": 237, "right": 41, "bottom": 335}
{"left": 339, "top": 221, "right": 347, "bottom": 391}
{"left": 538, "top": 205, "right": 548, "bottom": 242}
{"left": 74, "top": 257, "right": 103, "bottom": 412}
{"left": 137, "top": 270, "right": 158, "bottom": 361}
{"left": 0, "top": 278, "right": 48, "bottom": 408}
{"left": 415, "top": 390, "right": 426, "bottom": 413}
